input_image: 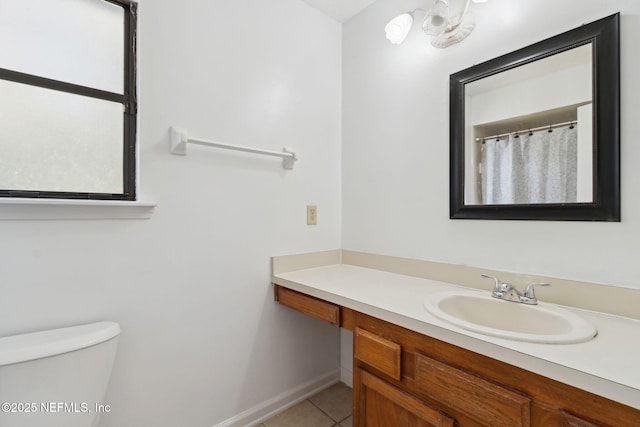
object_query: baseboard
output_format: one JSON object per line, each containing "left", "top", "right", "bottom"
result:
{"left": 213, "top": 369, "right": 340, "bottom": 427}
{"left": 340, "top": 367, "right": 353, "bottom": 388}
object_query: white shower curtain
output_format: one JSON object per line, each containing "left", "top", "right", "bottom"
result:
{"left": 480, "top": 125, "right": 578, "bottom": 205}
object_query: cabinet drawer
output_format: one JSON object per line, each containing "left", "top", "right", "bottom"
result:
{"left": 355, "top": 327, "right": 402, "bottom": 381}
{"left": 416, "top": 354, "right": 531, "bottom": 427}
{"left": 274, "top": 285, "right": 340, "bottom": 327}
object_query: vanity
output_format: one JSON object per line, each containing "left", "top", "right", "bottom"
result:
{"left": 269, "top": 12, "right": 634, "bottom": 427}
{"left": 272, "top": 251, "right": 640, "bottom": 426}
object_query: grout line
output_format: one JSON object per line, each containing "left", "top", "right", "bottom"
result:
{"left": 307, "top": 397, "right": 353, "bottom": 424}
{"left": 307, "top": 398, "right": 341, "bottom": 422}
{"left": 265, "top": 382, "right": 352, "bottom": 426}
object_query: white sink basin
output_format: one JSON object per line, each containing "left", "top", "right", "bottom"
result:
{"left": 424, "top": 291, "right": 597, "bottom": 344}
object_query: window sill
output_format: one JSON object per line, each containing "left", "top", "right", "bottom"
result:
{"left": 0, "top": 198, "right": 156, "bottom": 220}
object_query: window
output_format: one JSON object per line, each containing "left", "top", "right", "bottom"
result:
{"left": 0, "top": 0, "right": 137, "bottom": 200}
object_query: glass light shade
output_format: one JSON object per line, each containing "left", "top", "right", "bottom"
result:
{"left": 423, "top": 0, "right": 449, "bottom": 36}
{"left": 472, "top": 0, "right": 488, "bottom": 3}
{"left": 385, "top": 13, "right": 413, "bottom": 44}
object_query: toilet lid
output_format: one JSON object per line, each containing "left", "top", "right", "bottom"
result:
{"left": 0, "top": 321, "right": 120, "bottom": 366}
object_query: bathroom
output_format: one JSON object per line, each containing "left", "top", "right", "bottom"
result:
{"left": 0, "top": 0, "right": 638, "bottom": 426}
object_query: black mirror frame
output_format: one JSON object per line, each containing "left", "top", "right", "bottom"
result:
{"left": 450, "top": 13, "right": 620, "bottom": 221}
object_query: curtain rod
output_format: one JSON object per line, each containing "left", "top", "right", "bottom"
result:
{"left": 475, "top": 120, "right": 576, "bottom": 142}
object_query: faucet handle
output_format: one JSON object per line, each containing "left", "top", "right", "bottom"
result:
{"left": 522, "top": 283, "right": 551, "bottom": 303}
{"left": 481, "top": 274, "right": 501, "bottom": 292}
{"left": 481, "top": 274, "right": 512, "bottom": 294}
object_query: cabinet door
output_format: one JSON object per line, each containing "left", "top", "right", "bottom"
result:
{"left": 415, "top": 354, "right": 531, "bottom": 427}
{"left": 356, "top": 369, "right": 454, "bottom": 427}
{"left": 560, "top": 411, "right": 601, "bottom": 427}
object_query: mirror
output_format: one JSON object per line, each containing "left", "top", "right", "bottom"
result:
{"left": 450, "top": 14, "right": 619, "bottom": 221}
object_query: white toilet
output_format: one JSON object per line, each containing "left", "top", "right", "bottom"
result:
{"left": 0, "top": 321, "right": 120, "bottom": 427}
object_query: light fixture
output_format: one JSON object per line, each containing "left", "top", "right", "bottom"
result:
{"left": 384, "top": 12, "right": 414, "bottom": 45}
{"left": 385, "top": 0, "right": 488, "bottom": 48}
{"left": 423, "top": 0, "right": 449, "bottom": 36}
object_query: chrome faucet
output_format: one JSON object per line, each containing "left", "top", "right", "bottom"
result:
{"left": 481, "top": 274, "right": 550, "bottom": 305}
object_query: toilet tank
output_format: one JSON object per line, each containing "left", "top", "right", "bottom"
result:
{"left": 0, "top": 322, "right": 120, "bottom": 427}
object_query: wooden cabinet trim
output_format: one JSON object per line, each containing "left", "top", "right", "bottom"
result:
{"left": 416, "top": 353, "right": 531, "bottom": 427}
{"left": 358, "top": 369, "right": 454, "bottom": 427}
{"left": 559, "top": 411, "right": 600, "bottom": 427}
{"left": 340, "top": 306, "right": 355, "bottom": 331}
{"left": 274, "top": 285, "right": 340, "bottom": 327}
{"left": 355, "top": 327, "right": 402, "bottom": 381}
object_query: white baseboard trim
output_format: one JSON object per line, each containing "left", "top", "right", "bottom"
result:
{"left": 340, "top": 367, "right": 353, "bottom": 388}
{"left": 213, "top": 369, "right": 340, "bottom": 427}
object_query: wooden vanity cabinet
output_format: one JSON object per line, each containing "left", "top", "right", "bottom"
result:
{"left": 352, "top": 311, "right": 640, "bottom": 427}
{"left": 274, "top": 286, "right": 640, "bottom": 426}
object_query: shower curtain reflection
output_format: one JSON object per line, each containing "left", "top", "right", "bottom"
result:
{"left": 480, "top": 125, "right": 577, "bottom": 205}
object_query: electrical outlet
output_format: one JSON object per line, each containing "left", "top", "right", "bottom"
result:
{"left": 307, "top": 205, "right": 317, "bottom": 225}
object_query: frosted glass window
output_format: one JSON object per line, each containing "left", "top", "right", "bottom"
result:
{"left": 0, "top": 0, "right": 124, "bottom": 94}
{"left": 0, "top": 80, "right": 123, "bottom": 194}
{"left": 0, "top": 0, "right": 136, "bottom": 200}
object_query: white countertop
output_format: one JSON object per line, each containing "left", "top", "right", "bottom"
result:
{"left": 273, "top": 264, "right": 640, "bottom": 410}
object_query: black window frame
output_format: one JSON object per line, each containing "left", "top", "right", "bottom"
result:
{"left": 0, "top": 0, "right": 138, "bottom": 201}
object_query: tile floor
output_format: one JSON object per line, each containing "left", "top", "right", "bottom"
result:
{"left": 260, "top": 382, "right": 352, "bottom": 427}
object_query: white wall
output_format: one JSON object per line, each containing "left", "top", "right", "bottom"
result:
{"left": 468, "top": 63, "right": 591, "bottom": 126}
{"left": 343, "top": 0, "right": 640, "bottom": 289}
{"left": 0, "top": 0, "right": 342, "bottom": 426}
